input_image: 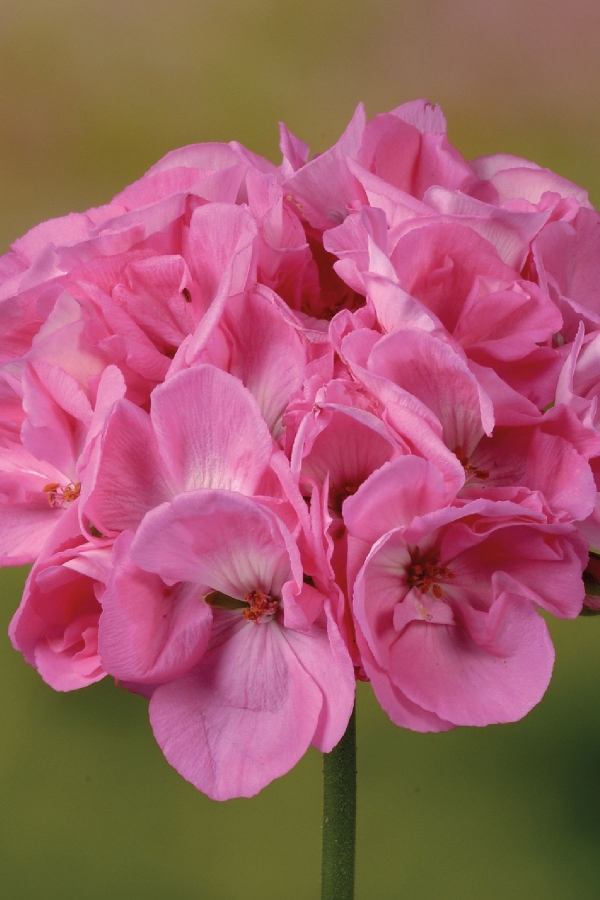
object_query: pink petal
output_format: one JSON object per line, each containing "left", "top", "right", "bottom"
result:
{"left": 281, "top": 606, "right": 355, "bottom": 752}
{"left": 9, "top": 504, "right": 107, "bottom": 691}
{"left": 149, "top": 614, "right": 323, "bottom": 799}
{"left": 150, "top": 365, "right": 274, "bottom": 494}
{"left": 131, "top": 489, "right": 299, "bottom": 600}
{"left": 298, "top": 407, "right": 399, "bottom": 513}
{"left": 358, "top": 629, "right": 454, "bottom": 732}
{"left": 390, "top": 99, "right": 447, "bottom": 134}
{"left": 423, "top": 186, "right": 550, "bottom": 269}
{"left": 390, "top": 591, "right": 555, "bottom": 726}
{"left": 367, "top": 328, "right": 495, "bottom": 449}
{"left": 0, "top": 440, "right": 70, "bottom": 563}
{"left": 113, "top": 255, "right": 195, "bottom": 348}
{"left": 83, "top": 399, "right": 175, "bottom": 534}
{"left": 279, "top": 122, "right": 310, "bottom": 177}
{"left": 344, "top": 456, "right": 451, "bottom": 548}
{"left": 21, "top": 360, "right": 91, "bottom": 475}
{"left": 98, "top": 532, "right": 212, "bottom": 684}
{"left": 217, "top": 287, "right": 307, "bottom": 433}
{"left": 285, "top": 104, "right": 367, "bottom": 229}
{"left": 183, "top": 203, "right": 258, "bottom": 304}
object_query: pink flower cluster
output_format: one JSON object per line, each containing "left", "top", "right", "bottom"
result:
{"left": 2, "top": 100, "right": 599, "bottom": 799}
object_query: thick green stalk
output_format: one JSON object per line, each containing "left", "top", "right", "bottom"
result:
{"left": 321, "top": 702, "right": 356, "bottom": 900}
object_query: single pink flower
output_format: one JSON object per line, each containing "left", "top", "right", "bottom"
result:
{"left": 345, "top": 458, "right": 587, "bottom": 730}
{"left": 114, "top": 489, "right": 356, "bottom": 799}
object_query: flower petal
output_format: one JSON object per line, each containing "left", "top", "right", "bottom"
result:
{"left": 149, "top": 615, "right": 323, "bottom": 799}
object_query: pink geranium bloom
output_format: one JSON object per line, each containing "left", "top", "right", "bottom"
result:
{"left": 460, "top": 418, "right": 598, "bottom": 525}
{"left": 107, "top": 489, "right": 355, "bottom": 799}
{"left": 344, "top": 325, "right": 494, "bottom": 453}
{"left": 345, "top": 457, "right": 587, "bottom": 731}
{"left": 386, "top": 222, "right": 561, "bottom": 362}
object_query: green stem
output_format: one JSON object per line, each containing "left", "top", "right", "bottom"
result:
{"left": 321, "top": 701, "right": 356, "bottom": 900}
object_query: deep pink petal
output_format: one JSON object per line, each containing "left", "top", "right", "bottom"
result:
{"left": 9, "top": 504, "right": 108, "bottom": 690}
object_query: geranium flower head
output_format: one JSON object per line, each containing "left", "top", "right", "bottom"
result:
{"left": 2, "top": 98, "right": 597, "bottom": 799}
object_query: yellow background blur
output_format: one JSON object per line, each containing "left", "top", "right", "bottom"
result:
{"left": 1, "top": 2, "right": 600, "bottom": 897}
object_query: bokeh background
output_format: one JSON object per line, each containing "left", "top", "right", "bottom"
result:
{"left": 1, "top": 1, "right": 600, "bottom": 897}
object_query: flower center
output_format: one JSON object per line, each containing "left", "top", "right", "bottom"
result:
{"left": 453, "top": 445, "right": 489, "bottom": 480}
{"left": 329, "top": 481, "right": 360, "bottom": 516}
{"left": 242, "top": 589, "right": 279, "bottom": 624}
{"left": 42, "top": 481, "right": 81, "bottom": 508}
{"left": 407, "top": 553, "right": 455, "bottom": 599}
{"left": 204, "top": 588, "right": 279, "bottom": 624}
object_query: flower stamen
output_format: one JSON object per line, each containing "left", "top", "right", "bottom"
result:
{"left": 42, "top": 481, "right": 81, "bottom": 508}
{"left": 242, "top": 589, "right": 279, "bottom": 624}
{"left": 454, "top": 445, "right": 489, "bottom": 480}
{"left": 407, "top": 554, "right": 455, "bottom": 599}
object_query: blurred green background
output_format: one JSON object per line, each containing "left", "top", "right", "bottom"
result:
{"left": 1, "top": 1, "right": 600, "bottom": 897}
